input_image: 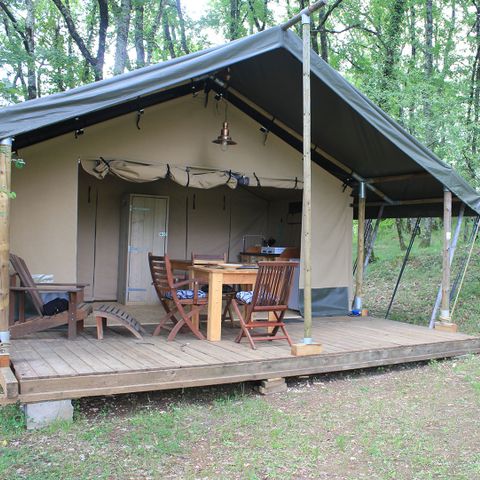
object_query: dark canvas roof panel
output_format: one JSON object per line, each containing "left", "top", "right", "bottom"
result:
{"left": 1, "top": 26, "right": 479, "bottom": 217}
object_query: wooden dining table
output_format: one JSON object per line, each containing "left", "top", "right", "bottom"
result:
{"left": 189, "top": 264, "right": 258, "bottom": 341}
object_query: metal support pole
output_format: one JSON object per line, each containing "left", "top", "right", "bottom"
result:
{"left": 302, "top": 12, "right": 313, "bottom": 343}
{"left": 353, "top": 182, "right": 366, "bottom": 311}
{"left": 363, "top": 204, "right": 384, "bottom": 274}
{"left": 0, "top": 137, "right": 12, "bottom": 366}
{"left": 385, "top": 217, "right": 421, "bottom": 318}
{"left": 439, "top": 188, "right": 452, "bottom": 322}
{"left": 429, "top": 203, "right": 465, "bottom": 328}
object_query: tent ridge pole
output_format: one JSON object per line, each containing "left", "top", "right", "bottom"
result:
{"left": 281, "top": 0, "right": 327, "bottom": 30}
{"left": 0, "top": 137, "right": 12, "bottom": 367}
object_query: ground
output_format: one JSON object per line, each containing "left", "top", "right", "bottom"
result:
{"left": 1, "top": 221, "right": 480, "bottom": 479}
{"left": 1, "top": 356, "right": 480, "bottom": 479}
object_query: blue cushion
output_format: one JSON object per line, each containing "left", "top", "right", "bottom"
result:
{"left": 236, "top": 290, "right": 253, "bottom": 304}
{"left": 164, "top": 289, "right": 207, "bottom": 300}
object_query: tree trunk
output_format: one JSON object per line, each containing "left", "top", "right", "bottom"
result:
{"left": 420, "top": 217, "right": 432, "bottom": 247}
{"left": 175, "top": 0, "right": 189, "bottom": 55}
{"left": 146, "top": 1, "right": 164, "bottom": 65}
{"left": 0, "top": 0, "right": 38, "bottom": 99}
{"left": 396, "top": 218, "right": 407, "bottom": 251}
{"left": 379, "top": 0, "right": 407, "bottom": 111}
{"left": 95, "top": 0, "right": 109, "bottom": 80}
{"left": 229, "top": 0, "right": 241, "bottom": 40}
{"left": 163, "top": 12, "right": 176, "bottom": 58}
{"left": 113, "top": 0, "right": 132, "bottom": 75}
{"left": 134, "top": 0, "right": 145, "bottom": 68}
{"left": 25, "top": 0, "right": 37, "bottom": 99}
{"left": 52, "top": 0, "right": 108, "bottom": 81}
{"left": 423, "top": 0, "right": 434, "bottom": 148}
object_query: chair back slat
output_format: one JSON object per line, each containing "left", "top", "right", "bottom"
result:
{"left": 251, "top": 261, "right": 298, "bottom": 310}
{"left": 9, "top": 254, "right": 44, "bottom": 316}
{"left": 191, "top": 252, "right": 227, "bottom": 265}
{"left": 148, "top": 253, "right": 175, "bottom": 298}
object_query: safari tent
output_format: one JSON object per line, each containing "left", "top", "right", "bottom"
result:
{"left": 1, "top": 25, "right": 480, "bottom": 406}
{"left": 2, "top": 26, "right": 480, "bottom": 315}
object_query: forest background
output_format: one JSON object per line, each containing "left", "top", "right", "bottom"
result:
{"left": 1, "top": 0, "right": 480, "bottom": 246}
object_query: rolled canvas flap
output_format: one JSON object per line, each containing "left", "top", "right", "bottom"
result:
{"left": 81, "top": 158, "right": 169, "bottom": 183}
{"left": 80, "top": 157, "right": 302, "bottom": 190}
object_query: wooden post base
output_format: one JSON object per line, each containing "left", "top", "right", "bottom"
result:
{"left": 0, "top": 353, "right": 10, "bottom": 368}
{"left": 0, "top": 366, "right": 18, "bottom": 400}
{"left": 291, "top": 342, "right": 323, "bottom": 356}
{"left": 256, "top": 377, "right": 287, "bottom": 395}
{"left": 435, "top": 322, "right": 458, "bottom": 333}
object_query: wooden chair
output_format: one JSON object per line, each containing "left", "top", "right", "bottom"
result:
{"left": 149, "top": 253, "right": 207, "bottom": 341}
{"left": 231, "top": 261, "right": 297, "bottom": 349}
{"left": 191, "top": 252, "right": 236, "bottom": 325}
{"left": 9, "top": 254, "right": 91, "bottom": 339}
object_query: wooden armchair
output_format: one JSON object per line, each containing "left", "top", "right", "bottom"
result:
{"left": 9, "top": 254, "right": 91, "bottom": 339}
{"left": 149, "top": 253, "right": 207, "bottom": 341}
{"left": 231, "top": 261, "right": 297, "bottom": 349}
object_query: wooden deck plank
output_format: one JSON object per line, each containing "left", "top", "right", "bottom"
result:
{"left": 7, "top": 315, "right": 480, "bottom": 404}
{"left": 14, "top": 336, "right": 480, "bottom": 403}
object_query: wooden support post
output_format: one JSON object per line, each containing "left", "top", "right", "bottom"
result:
{"left": 429, "top": 203, "right": 465, "bottom": 329}
{"left": 353, "top": 182, "right": 366, "bottom": 311}
{"left": 282, "top": 1, "right": 326, "bottom": 356}
{"left": 301, "top": 12, "right": 313, "bottom": 343}
{"left": 256, "top": 377, "right": 287, "bottom": 395}
{"left": 0, "top": 138, "right": 12, "bottom": 367}
{"left": 436, "top": 188, "right": 455, "bottom": 331}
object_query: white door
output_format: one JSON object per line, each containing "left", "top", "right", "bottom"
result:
{"left": 127, "top": 195, "right": 168, "bottom": 304}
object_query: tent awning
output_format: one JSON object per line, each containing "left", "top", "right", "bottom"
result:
{"left": 1, "top": 26, "right": 479, "bottom": 218}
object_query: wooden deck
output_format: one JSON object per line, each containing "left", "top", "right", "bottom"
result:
{"left": 4, "top": 311, "right": 480, "bottom": 404}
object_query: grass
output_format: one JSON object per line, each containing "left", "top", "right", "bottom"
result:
{"left": 360, "top": 218, "right": 480, "bottom": 334}
{"left": 1, "top": 220, "right": 480, "bottom": 479}
{"left": 2, "top": 357, "right": 480, "bottom": 479}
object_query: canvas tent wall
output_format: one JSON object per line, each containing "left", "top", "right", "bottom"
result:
{"left": 10, "top": 94, "right": 353, "bottom": 315}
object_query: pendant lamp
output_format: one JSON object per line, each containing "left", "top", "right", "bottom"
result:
{"left": 212, "top": 99, "right": 237, "bottom": 151}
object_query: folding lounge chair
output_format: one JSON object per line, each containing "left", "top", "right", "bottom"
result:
{"left": 9, "top": 254, "right": 91, "bottom": 339}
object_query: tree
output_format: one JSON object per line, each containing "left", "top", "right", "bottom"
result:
{"left": 52, "top": 0, "right": 108, "bottom": 81}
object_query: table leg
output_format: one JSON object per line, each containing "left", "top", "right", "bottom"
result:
{"left": 207, "top": 271, "right": 223, "bottom": 341}
{"left": 268, "top": 311, "right": 276, "bottom": 333}
{"left": 189, "top": 269, "right": 200, "bottom": 330}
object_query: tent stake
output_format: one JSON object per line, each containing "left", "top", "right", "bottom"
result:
{"left": 353, "top": 182, "right": 366, "bottom": 311}
{"left": 0, "top": 137, "right": 12, "bottom": 367}
{"left": 429, "top": 203, "right": 465, "bottom": 328}
{"left": 385, "top": 217, "right": 421, "bottom": 318}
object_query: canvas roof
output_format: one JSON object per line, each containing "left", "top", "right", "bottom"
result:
{"left": 1, "top": 26, "right": 479, "bottom": 218}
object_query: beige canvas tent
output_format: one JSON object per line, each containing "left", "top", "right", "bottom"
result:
{"left": 10, "top": 93, "right": 353, "bottom": 315}
{"left": 2, "top": 26, "right": 480, "bottom": 320}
